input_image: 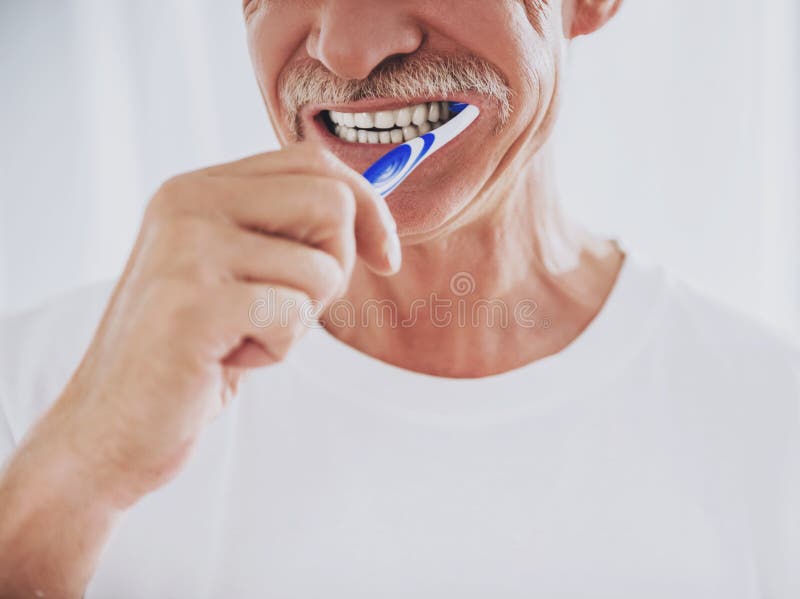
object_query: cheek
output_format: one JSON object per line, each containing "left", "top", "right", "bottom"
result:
{"left": 423, "top": 0, "right": 553, "bottom": 127}
{"left": 490, "top": 8, "right": 555, "bottom": 128}
{"left": 511, "top": 41, "right": 557, "bottom": 140}
{"left": 246, "top": 9, "right": 312, "bottom": 135}
{"left": 485, "top": 13, "right": 560, "bottom": 156}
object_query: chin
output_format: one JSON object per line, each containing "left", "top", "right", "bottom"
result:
{"left": 382, "top": 161, "right": 486, "bottom": 240}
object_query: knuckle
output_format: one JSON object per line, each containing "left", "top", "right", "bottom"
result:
{"left": 281, "top": 289, "right": 311, "bottom": 329}
{"left": 260, "top": 290, "right": 309, "bottom": 361}
{"left": 157, "top": 216, "right": 212, "bottom": 249}
{"left": 339, "top": 230, "right": 358, "bottom": 273}
{"left": 305, "top": 250, "right": 344, "bottom": 301}
{"left": 148, "top": 176, "right": 187, "bottom": 218}
{"left": 147, "top": 175, "right": 214, "bottom": 223}
{"left": 144, "top": 217, "right": 221, "bottom": 284}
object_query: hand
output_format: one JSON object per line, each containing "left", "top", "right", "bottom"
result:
{"left": 48, "top": 143, "right": 400, "bottom": 507}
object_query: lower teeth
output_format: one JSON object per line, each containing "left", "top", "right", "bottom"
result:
{"left": 329, "top": 106, "right": 450, "bottom": 144}
{"left": 334, "top": 120, "right": 446, "bottom": 144}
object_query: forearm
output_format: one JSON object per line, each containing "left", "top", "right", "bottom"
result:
{"left": 0, "top": 409, "right": 121, "bottom": 599}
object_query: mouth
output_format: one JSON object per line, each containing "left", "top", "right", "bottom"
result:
{"left": 318, "top": 101, "right": 456, "bottom": 145}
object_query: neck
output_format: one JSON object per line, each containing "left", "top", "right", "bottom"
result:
{"left": 323, "top": 144, "right": 624, "bottom": 377}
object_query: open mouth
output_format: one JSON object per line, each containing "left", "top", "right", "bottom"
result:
{"left": 321, "top": 101, "right": 455, "bottom": 145}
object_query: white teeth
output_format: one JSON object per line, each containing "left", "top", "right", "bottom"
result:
{"left": 395, "top": 107, "right": 412, "bottom": 127}
{"left": 428, "top": 102, "right": 440, "bottom": 123}
{"left": 402, "top": 125, "right": 418, "bottom": 141}
{"left": 374, "top": 111, "right": 395, "bottom": 129}
{"left": 328, "top": 101, "right": 456, "bottom": 144}
{"left": 411, "top": 104, "right": 428, "bottom": 126}
{"left": 355, "top": 112, "right": 373, "bottom": 128}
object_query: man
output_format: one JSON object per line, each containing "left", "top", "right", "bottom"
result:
{"left": 0, "top": 0, "right": 798, "bottom": 597}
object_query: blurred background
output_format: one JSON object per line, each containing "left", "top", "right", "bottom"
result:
{"left": 1, "top": 1, "right": 798, "bottom": 341}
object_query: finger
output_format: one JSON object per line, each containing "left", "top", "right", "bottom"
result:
{"left": 212, "top": 283, "right": 313, "bottom": 368}
{"left": 200, "top": 144, "right": 401, "bottom": 274}
{"left": 163, "top": 174, "right": 380, "bottom": 275}
{"left": 202, "top": 175, "right": 357, "bottom": 275}
{"left": 213, "top": 224, "right": 346, "bottom": 304}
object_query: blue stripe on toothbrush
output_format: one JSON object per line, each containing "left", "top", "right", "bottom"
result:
{"left": 375, "top": 133, "right": 436, "bottom": 197}
{"left": 362, "top": 133, "right": 434, "bottom": 197}
{"left": 362, "top": 102, "right": 478, "bottom": 198}
{"left": 362, "top": 144, "right": 413, "bottom": 188}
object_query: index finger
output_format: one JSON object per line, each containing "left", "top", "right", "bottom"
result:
{"left": 201, "top": 144, "right": 401, "bottom": 275}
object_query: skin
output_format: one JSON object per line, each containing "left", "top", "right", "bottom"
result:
{"left": 0, "top": 0, "right": 623, "bottom": 596}
{"left": 250, "top": 0, "right": 624, "bottom": 375}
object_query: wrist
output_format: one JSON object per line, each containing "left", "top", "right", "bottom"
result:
{"left": 0, "top": 410, "right": 123, "bottom": 599}
{"left": 47, "top": 386, "right": 196, "bottom": 509}
{"left": 28, "top": 391, "right": 141, "bottom": 511}
{"left": 9, "top": 407, "right": 127, "bottom": 513}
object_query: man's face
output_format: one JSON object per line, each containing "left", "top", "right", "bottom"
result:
{"left": 245, "top": 0, "right": 563, "bottom": 240}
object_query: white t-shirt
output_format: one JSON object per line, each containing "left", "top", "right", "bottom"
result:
{"left": 1, "top": 249, "right": 798, "bottom": 599}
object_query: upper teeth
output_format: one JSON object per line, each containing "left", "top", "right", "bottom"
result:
{"left": 328, "top": 101, "right": 451, "bottom": 144}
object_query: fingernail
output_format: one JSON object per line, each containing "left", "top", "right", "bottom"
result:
{"left": 384, "top": 234, "right": 402, "bottom": 273}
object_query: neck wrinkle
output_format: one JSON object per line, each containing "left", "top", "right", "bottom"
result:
{"left": 323, "top": 144, "right": 623, "bottom": 377}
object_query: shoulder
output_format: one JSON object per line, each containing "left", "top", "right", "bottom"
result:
{"left": 0, "top": 281, "right": 116, "bottom": 442}
{"left": 622, "top": 253, "right": 800, "bottom": 520}
{"left": 629, "top": 256, "right": 800, "bottom": 439}
{"left": 617, "top": 250, "right": 798, "bottom": 382}
{"left": 614, "top": 248, "right": 799, "bottom": 429}
{"left": 658, "top": 264, "right": 799, "bottom": 385}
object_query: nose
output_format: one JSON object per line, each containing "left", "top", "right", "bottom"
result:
{"left": 306, "top": 1, "right": 424, "bottom": 81}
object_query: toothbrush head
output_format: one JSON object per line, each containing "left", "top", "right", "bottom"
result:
{"left": 363, "top": 102, "right": 480, "bottom": 198}
{"left": 447, "top": 102, "right": 470, "bottom": 114}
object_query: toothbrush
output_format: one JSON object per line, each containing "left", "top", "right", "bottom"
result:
{"left": 362, "top": 102, "right": 480, "bottom": 197}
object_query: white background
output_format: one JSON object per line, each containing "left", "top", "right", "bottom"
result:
{"left": 1, "top": 1, "right": 798, "bottom": 341}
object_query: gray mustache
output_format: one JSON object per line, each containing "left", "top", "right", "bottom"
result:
{"left": 278, "top": 52, "right": 513, "bottom": 139}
